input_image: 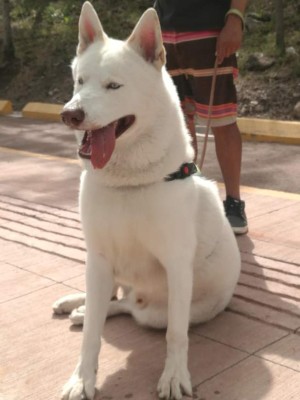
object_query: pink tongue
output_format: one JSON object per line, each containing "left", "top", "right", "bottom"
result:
{"left": 90, "top": 124, "right": 116, "bottom": 169}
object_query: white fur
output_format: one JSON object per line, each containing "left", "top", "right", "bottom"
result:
{"left": 54, "top": 3, "right": 241, "bottom": 399}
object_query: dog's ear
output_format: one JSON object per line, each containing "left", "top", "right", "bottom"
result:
{"left": 77, "top": 1, "right": 107, "bottom": 55}
{"left": 127, "top": 8, "right": 166, "bottom": 69}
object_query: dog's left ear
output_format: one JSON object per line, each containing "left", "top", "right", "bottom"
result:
{"left": 127, "top": 8, "right": 166, "bottom": 69}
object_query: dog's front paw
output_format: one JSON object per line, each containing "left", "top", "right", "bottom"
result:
{"left": 157, "top": 360, "right": 192, "bottom": 400}
{"left": 61, "top": 366, "right": 96, "bottom": 400}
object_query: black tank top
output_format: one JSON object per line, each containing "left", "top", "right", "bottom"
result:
{"left": 154, "top": 0, "right": 231, "bottom": 31}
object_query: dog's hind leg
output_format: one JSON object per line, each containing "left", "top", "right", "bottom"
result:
{"left": 53, "top": 285, "right": 120, "bottom": 318}
{"left": 69, "top": 305, "right": 85, "bottom": 325}
{"left": 69, "top": 298, "right": 134, "bottom": 326}
{"left": 52, "top": 293, "right": 86, "bottom": 315}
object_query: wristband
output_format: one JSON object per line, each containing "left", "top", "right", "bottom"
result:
{"left": 225, "top": 8, "right": 245, "bottom": 31}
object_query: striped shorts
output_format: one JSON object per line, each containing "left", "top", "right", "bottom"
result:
{"left": 162, "top": 31, "right": 238, "bottom": 127}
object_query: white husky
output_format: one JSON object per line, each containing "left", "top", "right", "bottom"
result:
{"left": 53, "top": 2, "right": 241, "bottom": 399}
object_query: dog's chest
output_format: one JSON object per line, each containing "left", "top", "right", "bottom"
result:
{"left": 80, "top": 181, "right": 158, "bottom": 284}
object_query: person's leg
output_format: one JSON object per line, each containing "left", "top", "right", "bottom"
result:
{"left": 212, "top": 122, "right": 242, "bottom": 199}
{"left": 212, "top": 122, "right": 247, "bottom": 234}
{"left": 167, "top": 30, "right": 247, "bottom": 233}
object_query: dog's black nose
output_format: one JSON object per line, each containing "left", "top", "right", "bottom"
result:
{"left": 61, "top": 109, "right": 85, "bottom": 127}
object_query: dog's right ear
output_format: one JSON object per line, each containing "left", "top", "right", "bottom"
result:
{"left": 77, "top": 1, "right": 107, "bottom": 55}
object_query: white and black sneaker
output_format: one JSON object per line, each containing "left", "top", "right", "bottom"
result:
{"left": 224, "top": 196, "right": 248, "bottom": 235}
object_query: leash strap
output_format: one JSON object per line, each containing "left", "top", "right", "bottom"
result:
{"left": 165, "top": 59, "right": 218, "bottom": 181}
{"left": 165, "top": 162, "right": 201, "bottom": 182}
{"left": 199, "top": 57, "right": 219, "bottom": 170}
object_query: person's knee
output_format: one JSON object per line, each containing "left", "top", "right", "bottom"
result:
{"left": 212, "top": 122, "right": 237, "bottom": 135}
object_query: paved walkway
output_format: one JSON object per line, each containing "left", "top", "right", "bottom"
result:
{"left": 0, "top": 116, "right": 300, "bottom": 400}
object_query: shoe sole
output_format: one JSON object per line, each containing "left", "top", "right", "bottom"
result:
{"left": 233, "top": 226, "right": 248, "bottom": 235}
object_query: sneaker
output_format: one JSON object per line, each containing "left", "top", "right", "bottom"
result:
{"left": 223, "top": 196, "right": 248, "bottom": 235}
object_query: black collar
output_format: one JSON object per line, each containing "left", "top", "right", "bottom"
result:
{"left": 165, "top": 162, "right": 201, "bottom": 182}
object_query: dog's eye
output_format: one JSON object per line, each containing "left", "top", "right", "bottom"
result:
{"left": 106, "top": 82, "right": 122, "bottom": 90}
{"left": 78, "top": 77, "right": 84, "bottom": 85}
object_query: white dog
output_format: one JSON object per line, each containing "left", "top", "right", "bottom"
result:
{"left": 53, "top": 2, "right": 241, "bottom": 399}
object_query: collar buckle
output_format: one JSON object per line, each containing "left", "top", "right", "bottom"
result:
{"left": 165, "top": 162, "right": 201, "bottom": 182}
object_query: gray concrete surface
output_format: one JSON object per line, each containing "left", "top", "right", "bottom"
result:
{"left": 198, "top": 135, "right": 300, "bottom": 194}
{"left": 0, "top": 115, "right": 299, "bottom": 194}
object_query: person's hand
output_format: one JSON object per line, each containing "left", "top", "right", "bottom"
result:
{"left": 216, "top": 14, "right": 243, "bottom": 65}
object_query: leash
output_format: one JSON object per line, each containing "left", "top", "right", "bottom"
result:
{"left": 198, "top": 57, "right": 219, "bottom": 170}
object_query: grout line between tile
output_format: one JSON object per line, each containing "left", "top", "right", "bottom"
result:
{"left": 193, "top": 354, "right": 252, "bottom": 392}
{"left": 253, "top": 352, "right": 300, "bottom": 373}
{"left": 0, "top": 282, "right": 57, "bottom": 305}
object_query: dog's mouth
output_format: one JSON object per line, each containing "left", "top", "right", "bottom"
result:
{"left": 78, "top": 115, "right": 135, "bottom": 169}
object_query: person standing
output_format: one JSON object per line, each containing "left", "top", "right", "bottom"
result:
{"left": 154, "top": 0, "right": 248, "bottom": 234}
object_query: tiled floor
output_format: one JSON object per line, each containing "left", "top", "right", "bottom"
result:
{"left": 0, "top": 116, "right": 299, "bottom": 399}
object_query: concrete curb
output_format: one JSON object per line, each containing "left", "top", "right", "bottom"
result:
{"left": 1, "top": 101, "right": 300, "bottom": 144}
{"left": 238, "top": 117, "right": 300, "bottom": 145}
{"left": 22, "top": 102, "right": 63, "bottom": 122}
{"left": 0, "top": 100, "right": 13, "bottom": 115}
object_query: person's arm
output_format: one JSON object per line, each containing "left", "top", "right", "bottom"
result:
{"left": 216, "top": 0, "right": 249, "bottom": 65}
